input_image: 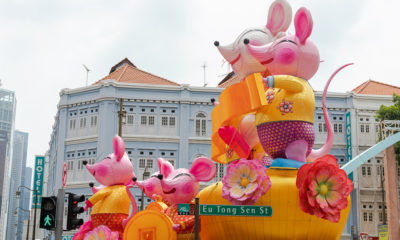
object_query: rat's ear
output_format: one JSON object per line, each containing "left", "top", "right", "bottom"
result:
{"left": 266, "top": 0, "right": 292, "bottom": 36}
{"left": 157, "top": 158, "right": 174, "bottom": 178}
{"left": 113, "top": 136, "right": 125, "bottom": 161}
{"left": 189, "top": 157, "right": 216, "bottom": 182}
{"left": 294, "top": 7, "right": 313, "bottom": 44}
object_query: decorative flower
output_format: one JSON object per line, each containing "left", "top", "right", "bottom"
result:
{"left": 277, "top": 99, "right": 293, "bottom": 115}
{"left": 83, "top": 225, "right": 119, "bottom": 240}
{"left": 296, "top": 155, "right": 353, "bottom": 223}
{"left": 266, "top": 90, "right": 275, "bottom": 104}
{"left": 222, "top": 158, "right": 271, "bottom": 205}
{"left": 261, "top": 155, "right": 272, "bottom": 167}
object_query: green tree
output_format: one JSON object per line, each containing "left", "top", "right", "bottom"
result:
{"left": 375, "top": 93, "right": 400, "bottom": 163}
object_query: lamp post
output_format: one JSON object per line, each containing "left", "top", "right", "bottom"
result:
{"left": 14, "top": 207, "right": 31, "bottom": 240}
{"left": 17, "top": 186, "right": 38, "bottom": 240}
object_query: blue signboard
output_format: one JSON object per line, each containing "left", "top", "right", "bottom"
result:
{"left": 32, "top": 155, "right": 45, "bottom": 208}
{"left": 345, "top": 112, "right": 353, "bottom": 181}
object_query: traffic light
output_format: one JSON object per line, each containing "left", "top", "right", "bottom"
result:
{"left": 39, "top": 196, "right": 57, "bottom": 229}
{"left": 66, "top": 193, "right": 85, "bottom": 230}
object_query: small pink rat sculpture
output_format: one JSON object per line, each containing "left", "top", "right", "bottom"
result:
{"left": 244, "top": 7, "right": 352, "bottom": 162}
{"left": 138, "top": 157, "right": 216, "bottom": 235}
{"left": 73, "top": 136, "right": 137, "bottom": 240}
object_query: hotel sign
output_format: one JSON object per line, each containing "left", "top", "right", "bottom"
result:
{"left": 32, "top": 155, "right": 45, "bottom": 208}
{"left": 345, "top": 112, "right": 353, "bottom": 181}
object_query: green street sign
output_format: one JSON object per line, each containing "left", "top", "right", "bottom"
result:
{"left": 200, "top": 204, "right": 272, "bottom": 217}
{"left": 178, "top": 203, "right": 195, "bottom": 215}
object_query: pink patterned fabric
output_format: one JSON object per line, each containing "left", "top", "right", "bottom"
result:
{"left": 257, "top": 121, "right": 314, "bottom": 159}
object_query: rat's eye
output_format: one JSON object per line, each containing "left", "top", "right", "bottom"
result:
{"left": 172, "top": 173, "right": 193, "bottom": 180}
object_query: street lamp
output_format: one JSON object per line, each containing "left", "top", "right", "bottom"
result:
{"left": 14, "top": 207, "right": 31, "bottom": 240}
{"left": 17, "top": 186, "right": 38, "bottom": 240}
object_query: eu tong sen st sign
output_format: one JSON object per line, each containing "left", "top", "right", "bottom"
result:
{"left": 200, "top": 204, "right": 272, "bottom": 217}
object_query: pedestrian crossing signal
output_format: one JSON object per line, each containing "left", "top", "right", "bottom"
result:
{"left": 39, "top": 196, "right": 57, "bottom": 229}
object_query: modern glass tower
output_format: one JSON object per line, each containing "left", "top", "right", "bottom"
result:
{"left": 0, "top": 88, "right": 16, "bottom": 239}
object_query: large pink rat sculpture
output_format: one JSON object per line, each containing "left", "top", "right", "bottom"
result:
{"left": 244, "top": 7, "right": 352, "bottom": 162}
{"left": 214, "top": 0, "right": 292, "bottom": 81}
{"left": 73, "top": 136, "right": 137, "bottom": 240}
{"left": 138, "top": 157, "right": 216, "bottom": 236}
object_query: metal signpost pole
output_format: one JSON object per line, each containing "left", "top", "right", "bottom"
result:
{"left": 32, "top": 190, "right": 37, "bottom": 240}
{"left": 55, "top": 188, "right": 65, "bottom": 240}
{"left": 194, "top": 198, "right": 199, "bottom": 240}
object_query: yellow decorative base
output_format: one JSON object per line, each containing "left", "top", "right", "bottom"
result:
{"left": 198, "top": 168, "right": 351, "bottom": 240}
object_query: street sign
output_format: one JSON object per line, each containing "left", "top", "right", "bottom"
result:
{"left": 62, "top": 162, "right": 67, "bottom": 188}
{"left": 32, "top": 155, "right": 45, "bottom": 208}
{"left": 200, "top": 204, "right": 272, "bottom": 217}
{"left": 378, "top": 224, "right": 388, "bottom": 240}
{"left": 345, "top": 112, "right": 353, "bottom": 181}
{"left": 178, "top": 203, "right": 195, "bottom": 215}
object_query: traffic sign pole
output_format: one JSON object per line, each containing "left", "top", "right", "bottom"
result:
{"left": 55, "top": 188, "right": 65, "bottom": 240}
{"left": 195, "top": 198, "right": 199, "bottom": 240}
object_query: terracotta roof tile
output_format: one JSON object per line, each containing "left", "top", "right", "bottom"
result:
{"left": 217, "top": 72, "right": 242, "bottom": 88}
{"left": 94, "top": 60, "right": 179, "bottom": 86}
{"left": 352, "top": 80, "right": 400, "bottom": 95}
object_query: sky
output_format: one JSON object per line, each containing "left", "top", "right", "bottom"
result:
{"left": 0, "top": 0, "right": 399, "bottom": 168}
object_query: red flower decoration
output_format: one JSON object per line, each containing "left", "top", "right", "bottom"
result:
{"left": 296, "top": 155, "right": 353, "bottom": 223}
{"left": 277, "top": 99, "right": 293, "bottom": 115}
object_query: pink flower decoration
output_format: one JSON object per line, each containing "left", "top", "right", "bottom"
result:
{"left": 277, "top": 99, "right": 293, "bottom": 115}
{"left": 266, "top": 90, "right": 275, "bottom": 104}
{"left": 296, "top": 155, "right": 353, "bottom": 223}
{"left": 83, "top": 225, "right": 119, "bottom": 240}
{"left": 222, "top": 158, "right": 271, "bottom": 205}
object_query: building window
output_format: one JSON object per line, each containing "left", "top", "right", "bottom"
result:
{"left": 377, "top": 166, "right": 380, "bottom": 176}
{"left": 67, "top": 160, "right": 74, "bottom": 171}
{"left": 167, "top": 159, "right": 175, "bottom": 167}
{"left": 77, "top": 160, "right": 82, "bottom": 170}
{"left": 195, "top": 113, "right": 207, "bottom": 136}
{"left": 139, "top": 159, "right": 146, "bottom": 168}
{"left": 146, "top": 159, "right": 153, "bottom": 168}
{"left": 379, "top": 212, "right": 383, "bottom": 222}
{"left": 367, "top": 166, "right": 371, "bottom": 176}
{"left": 169, "top": 117, "right": 176, "bottom": 127}
{"left": 161, "top": 116, "right": 168, "bottom": 126}
{"left": 90, "top": 116, "right": 97, "bottom": 127}
{"left": 148, "top": 116, "right": 155, "bottom": 126}
{"left": 363, "top": 212, "right": 367, "bottom": 222}
{"left": 140, "top": 116, "right": 147, "bottom": 125}
{"left": 366, "top": 125, "right": 370, "bottom": 133}
{"left": 369, "top": 212, "right": 373, "bottom": 221}
{"left": 362, "top": 166, "right": 366, "bottom": 176}
{"left": 338, "top": 124, "right": 343, "bottom": 133}
{"left": 214, "top": 163, "right": 224, "bottom": 181}
{"left": 126, "top": 115, "right": 134, "bottom": 125}
{"left": 80, "top": 117, "right": 86, "bottom": 129}
{"left": 69, "top": 119, "right": 76, "bottom": 130}
{"left": 318, "top": 123, "right": 323, "bottom": 133}
{"left": 360, "top": 125, "right": 364, "bottom": 133}
{"left": 334, "top": 123, "right": 338, "bottom": 133}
